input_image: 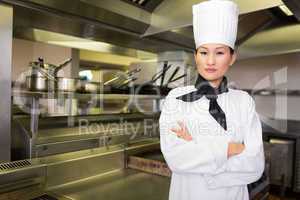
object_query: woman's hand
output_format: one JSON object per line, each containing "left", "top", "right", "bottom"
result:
{"left": 170, "top": 122, "right": 244, "bottom": 157}
{"left": 227, "top": 143, "right": 245, "bottom": 158}
{"left": 170, "top": 121, "right": 193, "bottom": 141}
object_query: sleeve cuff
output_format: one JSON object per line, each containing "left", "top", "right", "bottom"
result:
{"left": 212, "top": 136, "right": 230, "bottom": 170}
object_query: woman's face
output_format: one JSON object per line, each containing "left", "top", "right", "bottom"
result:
{"left": 194, "top": 43, "right": 236, "bottom": 87}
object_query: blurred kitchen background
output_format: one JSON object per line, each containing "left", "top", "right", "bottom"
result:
{"left": 1, "top": 0, "right": 300, "bottom": 199}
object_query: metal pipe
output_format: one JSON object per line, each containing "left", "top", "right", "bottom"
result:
{"left": 0, "top": 3, "right": 13, "bottom": 163}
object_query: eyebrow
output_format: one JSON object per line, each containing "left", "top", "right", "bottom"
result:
{"left": 199, "top": 47, "right": 226, "bottom": 50}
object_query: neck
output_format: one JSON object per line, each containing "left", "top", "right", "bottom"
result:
{"left": 208, "top": 78, "right": 223, "bottom": 88}
{"left": 195, "top": 74, "right": 227, "bottom": 91}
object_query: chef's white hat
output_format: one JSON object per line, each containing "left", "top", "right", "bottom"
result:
{"left": 193, "top": 0, "right": 239, "bottom": 49}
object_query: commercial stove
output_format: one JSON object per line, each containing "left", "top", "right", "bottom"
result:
{"left": 262, "top": 117, "right": 300, "bottom": 193}
{"left": 0, "top": 138, "right": 270, "bottom": 200}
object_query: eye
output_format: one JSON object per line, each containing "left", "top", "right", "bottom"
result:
{"left": 216, "top": 51, "right": 224, "bottom": 55}
{"left": 199, "top": 51, "right": 207, "bottom": 55}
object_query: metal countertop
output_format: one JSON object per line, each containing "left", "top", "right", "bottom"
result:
{"left": 50, "top": 168, "right": 170, "bottom": 200}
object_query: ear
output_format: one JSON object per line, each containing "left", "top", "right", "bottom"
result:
{"left": 229, "top": 52, "right": 237, "bottom": 66}
{"left": 194, "top": 49, "right": 198, "bottom": 64}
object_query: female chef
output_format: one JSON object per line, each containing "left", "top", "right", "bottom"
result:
{"left": 159, "top": 0, "right": 265, "bottom": 200}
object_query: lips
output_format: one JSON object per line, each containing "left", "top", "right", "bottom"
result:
{"left": 205, "top": 68, "right": 217, "bottom": 73}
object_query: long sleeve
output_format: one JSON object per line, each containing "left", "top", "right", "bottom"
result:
{"left": 203, "top": 94, "right": 265, "bottom": 189}
{"left": 159, "top": 88, "right": 230, "bottom": 175}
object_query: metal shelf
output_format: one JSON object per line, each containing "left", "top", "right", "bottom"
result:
{"left": 12, "top": 90, "right": 163, "bottom": 100}
{"left": 242, "top": 89, "right": 300, "bottom": 96}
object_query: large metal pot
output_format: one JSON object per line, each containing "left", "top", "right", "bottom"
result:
{"left": 77, "top": 80, "right": 102, "bottom": 93}
{"left": 56, "top": 78, "right": 78, "bottom": 92}
{"left": 25, "top": 58, "right": 73, "bottom": 92}
{"left": 25, "top": 76, "right": 55, "bottom": 92}
{"left": 29, "top": 58, "right": 72, "bottom": 78}
{"left": 26, "top": 76, "right": 79, "bottom": 92}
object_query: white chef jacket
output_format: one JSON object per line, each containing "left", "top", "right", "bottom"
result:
{"left": 159, "top": 85, "right": 265, "bottom": 200}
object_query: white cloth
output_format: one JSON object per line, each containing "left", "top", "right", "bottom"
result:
{"left": 159, "top": 86, "right": 265, "bottom": 200}
{"left": 193, "top": 0, "right": 239, "bottom": 49}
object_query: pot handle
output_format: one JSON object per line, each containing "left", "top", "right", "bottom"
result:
{"left": 35, "top": 67, "right": 57, "bottom": 82}
{"left": 54, "top": 58, "right": 72, "bottom": 75}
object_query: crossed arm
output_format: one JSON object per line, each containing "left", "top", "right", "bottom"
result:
{"left": 171, "top": 121, "right": 245, "bottom": 158}
{"left": 159, "top": 93, "right": 265, "bottom": 188}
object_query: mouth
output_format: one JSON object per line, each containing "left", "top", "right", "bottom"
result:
{"left": 204, "top": 68, "right": 217, "bottom": 73}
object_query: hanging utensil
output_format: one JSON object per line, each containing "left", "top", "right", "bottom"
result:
{"left": 160, "top": 61, "right": 169, "bottom": 87}
{"left": 151, "top": 63, "right": 172, "bottom": 84}
{"left": 126, "top": 67, "right": 141, "bottom": 76}
{"left": 117, "top": 77, "right": 138, "bottom": 88}
{"left": 104, "top": 68, "right": 141, "bottom": 86}
{"left": 165, "top": 66, "right": 180, "bottom": 87}
{"left": 104, "top": 76, "right": 121, "bottom": 86}
{"left": 133, "top": 63, "right": 172, "bottom": 95}
{"left": 167, "top": 74, "right": 187, "bottom": 84}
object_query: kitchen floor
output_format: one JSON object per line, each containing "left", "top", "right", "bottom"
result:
{"left": 269, "top": 186, "right": 300, "bottom": 200}
{"left": 269, "top": 195, "right": 299, "bottom": 200}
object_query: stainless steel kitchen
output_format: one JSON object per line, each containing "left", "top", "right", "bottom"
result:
{"left": 0, "top": 0, "right": 300, "bottom": 200}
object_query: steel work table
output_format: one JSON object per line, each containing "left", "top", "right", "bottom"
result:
{"left": 51, "top": 169, "right": 170, "bottom": 200}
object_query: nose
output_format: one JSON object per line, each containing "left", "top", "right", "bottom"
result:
{"left": 207, "top": 53, "right": 216, "bottom": 66}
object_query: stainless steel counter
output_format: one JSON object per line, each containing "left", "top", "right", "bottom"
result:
{"left": 50, "top": 168, "right": 170, "bottom": 200}
{"left": 12, "top": 112, "right": 160, "bottom": 158}
{"left": 0, "top": 138, "right": 269, "bottom": 200}
{"left": 0, "top": 139, "right": 166, "bottom": 200}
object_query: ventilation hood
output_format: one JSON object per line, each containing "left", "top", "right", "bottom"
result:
{"left": 1, "top": 0, "right": 300, "bottom": 59}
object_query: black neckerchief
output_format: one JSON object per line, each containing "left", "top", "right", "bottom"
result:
{"left": 176, "top": 74, "right": 229, "bottom": 130}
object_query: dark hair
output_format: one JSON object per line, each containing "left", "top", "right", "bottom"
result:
{"left": 195, "top": 47, "right": 235, "bottom": 55}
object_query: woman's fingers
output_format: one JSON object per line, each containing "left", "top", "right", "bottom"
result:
{"left": 171, "top": 128, "right": 182, "bottom": 136}
{"left": 171, "top": 128, "right": 187, "bottom": 140}
{"left": 177, "top": 121, "right": 185, "bottom": 131}
{"left": 178, "top": 121, "right": 189, "bottom": 133}
{"left": 177, "top": 121, "right": 190, "bottom": 136}
{"left": 170, "top": 122, "right": 193, "bottom": 141}
{"left": 184, "top": 134, "right": 193, "bottom": 141}
{"left": 171, "top": 128, "right": 180, "bottom": 133}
